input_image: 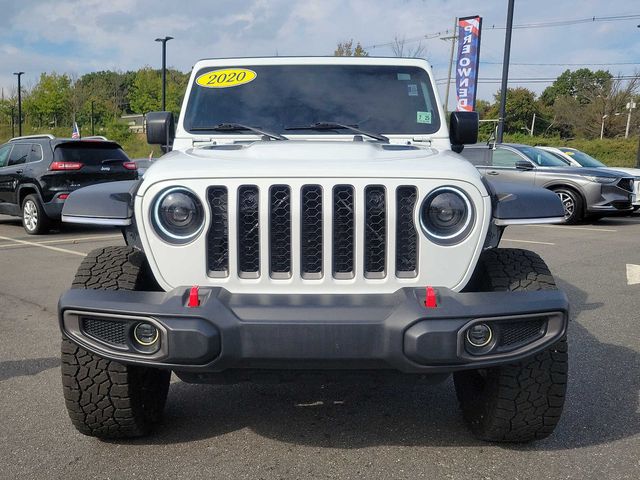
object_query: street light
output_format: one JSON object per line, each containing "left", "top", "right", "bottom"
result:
{"left": 155, "top": 36, "right": 174, "bottom": 111}
{"left": 13, "top": 71, "right": 24, "bottom": 137}
{"left": 600, "top": 113, "right": 622, "bottom": 140}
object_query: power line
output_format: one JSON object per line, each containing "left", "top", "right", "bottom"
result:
{"left": 482, "top": 61, "right": 640, "bottom": 66}
{"left": 435, "top": 75, "right": 640, "bottom": 85}
{"left": 363, "top": 14, "right": 640, "bottom": 50}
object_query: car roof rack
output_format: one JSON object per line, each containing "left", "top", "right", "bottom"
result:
{"left": 82, "top": 136, "right": 109, "bottom": 141}
{"left": 9, "top": 134, "right": 55, "bottom": 142}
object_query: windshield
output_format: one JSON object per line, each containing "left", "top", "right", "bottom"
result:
{"left": 513, "top": 145, "right": 569, "bottom": 167}
{"left": 559, "top": 148, "right": 606, "bottom": 168}
{"left": 183, "top": 64, "right": 441, "bottom": 136}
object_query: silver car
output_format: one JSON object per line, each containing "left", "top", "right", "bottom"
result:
{"left": 461, "top": 143, "right": 634, "bottom": 223}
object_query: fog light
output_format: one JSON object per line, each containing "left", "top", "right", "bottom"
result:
{"left": 133, "top": 322, "right": 159, "bottom": 347}
{"left": 466, "top": 323, "right": 492, "bottom": 348}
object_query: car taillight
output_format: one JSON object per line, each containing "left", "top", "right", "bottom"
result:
{"left": 123, "top": 162, "right": 138, "bottom": 170}
{"left": 50, "top": 161, "right": 83, "bottom": 171}
{"left": 58, "top": 193, "right": 69, "bottom": 200}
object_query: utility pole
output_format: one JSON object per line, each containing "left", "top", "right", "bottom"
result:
{"left": 90, "top": 101, "right": 95, "bottom": 135}
{"left": 13, "top": 71, "right": 24, "bottom": 137}
{"left": 625, "top": 101, "right": 636, "bottom": 139}
{"left": 442, "top": 17, "right": 458, "bottom": 112}
{"left": 496, "top": 0, "right": 515, "bottom": 144}
{"left": 155, "top": 36, "right": 174, "bottom": 111}
{"left": 530, "top": 113, "right": 536, "bottom": 136}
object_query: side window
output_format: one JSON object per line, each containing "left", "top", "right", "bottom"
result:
{"left": 491, "top": 148, "right": 524, "bottom": 168}
{"left": 460, "top": 148, "right": 489, "bottom": 166}
{"left": 29, "top": 144, "right": 44, "bottom": 163}
{"left": 8, "top": 144, "right": 31, "bottom": 166}
{"left": 0, "top": 145, "right": 12, "bottom": 168}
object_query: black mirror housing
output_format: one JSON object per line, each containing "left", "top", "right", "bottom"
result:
{"left": 516, "top": 160, "right": 535, "bottom": 170}
{"left": 449, "top": 111, "right": 479, "bottom": 148}
{"left": 146, "top": 111, "right": 175, "bottom": 152}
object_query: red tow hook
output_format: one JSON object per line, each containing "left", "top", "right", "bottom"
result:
{"left": 188, "top": 285, "right": 200, "bottom": 308}
{"left": 425, "top": 286, "right": 437, "bottom": 308}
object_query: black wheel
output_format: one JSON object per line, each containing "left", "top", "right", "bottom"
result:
{"left": 552, "top": 187, "right": 582, "bottom": 224}
{"left": 61, "top": 246, "right": 169, "bottom": 438}
{"left": 454, "top": 248, "right": 568, "bottom": 442}
{"left": 22, "top": 194, "right": 51, "bottom": 235}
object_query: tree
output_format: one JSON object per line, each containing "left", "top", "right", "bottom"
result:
{"left": 391, "top": 35, "right": 426, "bottom": 58}
{"left": 484, "top": 88, "right": 540, "bottom": 135}
{"left": 540, "top": 68, "right": 612, "bottom": 107}
{"left": 334, "top": 39, "right": 369, "bottom": 57}
{"left": 24, "top": 73, "right": 71, "bottom": 128}
{"left": 128, "top": 68, "right": 188, "bottom": 115}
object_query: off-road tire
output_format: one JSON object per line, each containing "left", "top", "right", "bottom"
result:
{"left": 22, "top": 194, "right": 51, "bottom": 235}
{"left": 61, "top": 246, "right": 170, "bottom": 438}
{"left": 552, "top": 187, "right": 583, "bottom": 224}
{"left": 454, "top": 248, "right": 568, "bottom": 442}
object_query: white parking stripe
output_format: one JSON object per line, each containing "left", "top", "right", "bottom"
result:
{"left": 502, "top": 238, "right": 556, "bottom": 246}
{"left": 530, "top": 225, "right": 617, "bottom": 233}
{"left": 0, "top": 234, "right": 121, "bottom": 249}
{"left": 0, "top": 235, "right": 87, "bottom": 257}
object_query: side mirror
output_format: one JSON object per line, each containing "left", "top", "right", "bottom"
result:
{"left": 516, "top": 160, "right": 535, "bottom": 171}
{"left": 449, "top": 111, "right": 479, "bottom": 150}
{"left": 146, "top": 111, "right": 175, "bottom": 153}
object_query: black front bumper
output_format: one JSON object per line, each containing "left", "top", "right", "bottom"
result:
{"left": 59, "top": 287, "right": 569, "bottom": 375}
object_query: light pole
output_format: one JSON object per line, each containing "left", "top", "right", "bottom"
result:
{"left": 625, "top": 101, "right": 636, "bottom": 139}
{"left": 600, "top": 112, "right": 621, "bottom": 139}
{"left": 155, "top": 36, "right": 173, "bottom": 111}
{"left": 496, "top": 0, "right": 515, "bottom": 143}
{"left": 13, "top": 71, "right": 24, "bottom": 137}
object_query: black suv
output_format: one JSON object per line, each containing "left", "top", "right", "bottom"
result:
{"left": 0, "top": 135, "right": 138, "bottom": 234}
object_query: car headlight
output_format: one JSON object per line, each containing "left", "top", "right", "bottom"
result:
{"left": 585, "top": 175, "right": 617, "bottom": 184}
{"left": 152, "top": 187, "right": 205, "bottom": 244}
{"left": 419, "top": 187, "right": 474, "bottom": 245}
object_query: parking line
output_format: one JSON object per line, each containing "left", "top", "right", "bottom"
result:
{"left": 0, "top": 235, "right": 87, "bottom": 257}
{"left": 0, "top": 234, "right": 121, "bottom": 249}
{"left": 502, "top": 238, "right": 555, "bottom": 246}
{"left": 530, "top": 225, "right": 617, "bottom": 233}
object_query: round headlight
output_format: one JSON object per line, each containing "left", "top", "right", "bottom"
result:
{"left": 420, "top": 187, "right": 474, "bottom": 245}
{"left": 152, "top": 187, "right": 205, "bottom": 244}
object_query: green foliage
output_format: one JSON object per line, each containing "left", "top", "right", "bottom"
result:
{"left": 540, "top": 68, "right": 612, "bottom": 106}
{"left": 128, "top": 68, "right": 188, "bottom": 115}
{"left": 24, "top": 72, "right": 72, "bottom": 127}
{"left": 334, "top": 39, "right": 369, "bottom": 56}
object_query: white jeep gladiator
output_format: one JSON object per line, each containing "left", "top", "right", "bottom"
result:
{"left": 58, "top": 56, "right": 569, "bottom": 442}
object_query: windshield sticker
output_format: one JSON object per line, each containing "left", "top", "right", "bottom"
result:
{"left": 196, "top": 68, "right": 257, "bottom": 88}
{"left": 407, "top": 84, "right": 418, "bottom": 96}
{"left": 565, "top": 151, "right": 574, "bottom": 155}
{"left": 397, "top": 73, "right": 411, "bottom": 81}
{"left": 417, "top": 111, "right": 432, "bottom": 124}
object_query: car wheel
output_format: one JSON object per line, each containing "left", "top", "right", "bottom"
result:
{"left": 552, "top": 188, "right": 582, "bottom": 224}
{"left": 22, "top": 194, "right": 51, "bottom": 235}
{"left": 454, "top": 248, "right": 568, "bottom": 442}
{"left": 61, "top": 246, "right": 169, "bottom": 438}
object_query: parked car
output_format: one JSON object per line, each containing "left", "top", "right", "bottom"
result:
{"left": 538, "top": 146, "right": 640, "bottom": 210}
{"left": 460, "top": 143, "right": 634, "bottom": 223}
{"left": 58, "top": 56, "right": 569, "bottom": 443}
{"left": 0, "top": 135, "right": 138, "bottom": 234}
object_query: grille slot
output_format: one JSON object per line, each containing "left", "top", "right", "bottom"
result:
{"left": 206, "top": 187, "right": 229, "bottom": 277}
{"left": 396, "top": 186, "right": 418, "bottom": 277}
{"left": 82, "top": 318, "right": 128, "bottom": 347}
{"left": 617, "top": 178, "right": 633, "bottom": 192}
{"left": 333, "top": 185, "right": 355, "bottom": 278}
{"left": 364, "top": 185, "right": 386, "bottom": 278}
{"left": 498, "top": 319, "right": 546, "bottom": 350}
{"left": 269, "top": 185, "right": 292, "bottom": 278}
{"left": 237, "top": 185, "right": 260, "bottom": 277}
{"left": 301, "top": 185, "right": 323, "bottom": 278}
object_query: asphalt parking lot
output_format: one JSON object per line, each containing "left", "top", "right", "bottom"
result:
{"left": 0, "top": 214, "right": 639, "bottom": 480}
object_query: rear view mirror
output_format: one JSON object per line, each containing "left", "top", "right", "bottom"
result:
{"left": 516, "top": 160, "right": 534, "bottom": 170}
{"left": 449, "top": 111, "right": 479, "bottom": 151}
{"left": 146, "top": 111, "right": 175, "bottom": 153}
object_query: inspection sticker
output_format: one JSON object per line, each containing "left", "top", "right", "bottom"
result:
{"left": 417, "top": 111, "right": 432, "bottom": 124}
{"left": 397, "top": 73, "right": 411, "bottom": 80}
{"left": 408, "top": 84, "right": 418, "bottom": 96}
{"left": 196, "top": 68, "right": 257, "bottom": 88}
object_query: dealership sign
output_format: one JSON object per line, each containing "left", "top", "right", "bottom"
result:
{"left": 455, "top": 16, "right": 482, "bottom": 111}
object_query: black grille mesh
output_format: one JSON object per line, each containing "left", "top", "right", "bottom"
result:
{"left": 270, "top": 185, "right": 291, "bottom": 276}
{"left": 499, "top": 319, "right": 545, "bottom": 348}
{"left": 333, "top": 185, "right": 355, "bottom": 276}
{"left": 365, "top": 186, "right": 386, "bottom": 275}
{"left": 206, "top": 187, "right": 229, "bottom": 274}
{"left": 301, "top": 185, "right": 323, "bottom": 276}
{"left": 238, "top": 186, "right": 260, "bottom": 275}
{"left": 396, "top": 186, "right": 418, "bottom": 275}
{"left": 617, "top": 178, "right": 633, "bottom": 192}
{"left": 82, "top": 318, "right": 127, "bottom": 347}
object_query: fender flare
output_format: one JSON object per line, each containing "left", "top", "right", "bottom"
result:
{"left": 484, "top": 179, "right": 565, "bottom": 225}
{"left": 61, "top": 180, "right": 139, "bottom": 226}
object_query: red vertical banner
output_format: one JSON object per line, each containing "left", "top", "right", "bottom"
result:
{"left": 456, "top": 16, "right": 482, "bottom": 111}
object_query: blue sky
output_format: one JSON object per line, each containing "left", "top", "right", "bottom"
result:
{"left": 0, "top": 0, "right": 638, "bottom": 109}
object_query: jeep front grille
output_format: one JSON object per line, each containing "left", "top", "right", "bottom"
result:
{"left": 206, "top": 183, "right": 420, "bottom": 281}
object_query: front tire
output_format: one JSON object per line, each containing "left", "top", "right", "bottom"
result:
{"left": 61, "top": 246, "right": 170, "bottom": 438}
{"left": 454, "top": 248, "right": 568, "bottom": 442}
{"left": 552, "top": 187, "right": 582, "bottom": 224}
{"left": 22, "top": 194, "right": 51, "bottom": 235}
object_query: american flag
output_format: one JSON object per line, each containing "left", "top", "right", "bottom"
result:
{"left": 71, "top": 122, "right": 80, "bottom": 139}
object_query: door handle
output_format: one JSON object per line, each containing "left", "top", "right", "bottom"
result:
{"left": 486, "top": 171, "right": 499, "bottom": 176}
{"left": 15, "top": 169, "right": 23, "bottom": 174}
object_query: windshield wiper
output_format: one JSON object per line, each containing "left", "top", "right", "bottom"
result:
{"left": 191, "top": 123, "right": 288, "bottom": 141}
{"left": 284, "top": 122, "right": 389, "bottom": 143}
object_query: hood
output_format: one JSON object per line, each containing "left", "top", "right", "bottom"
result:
{"left": 600, "top": 166, "right": 640, "bottom": 178}
{"left": 140, "top": 141, "right": 484, "bottom": 188}
{"left": 538, "top": 166, "right": 632, "bottom": 178}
